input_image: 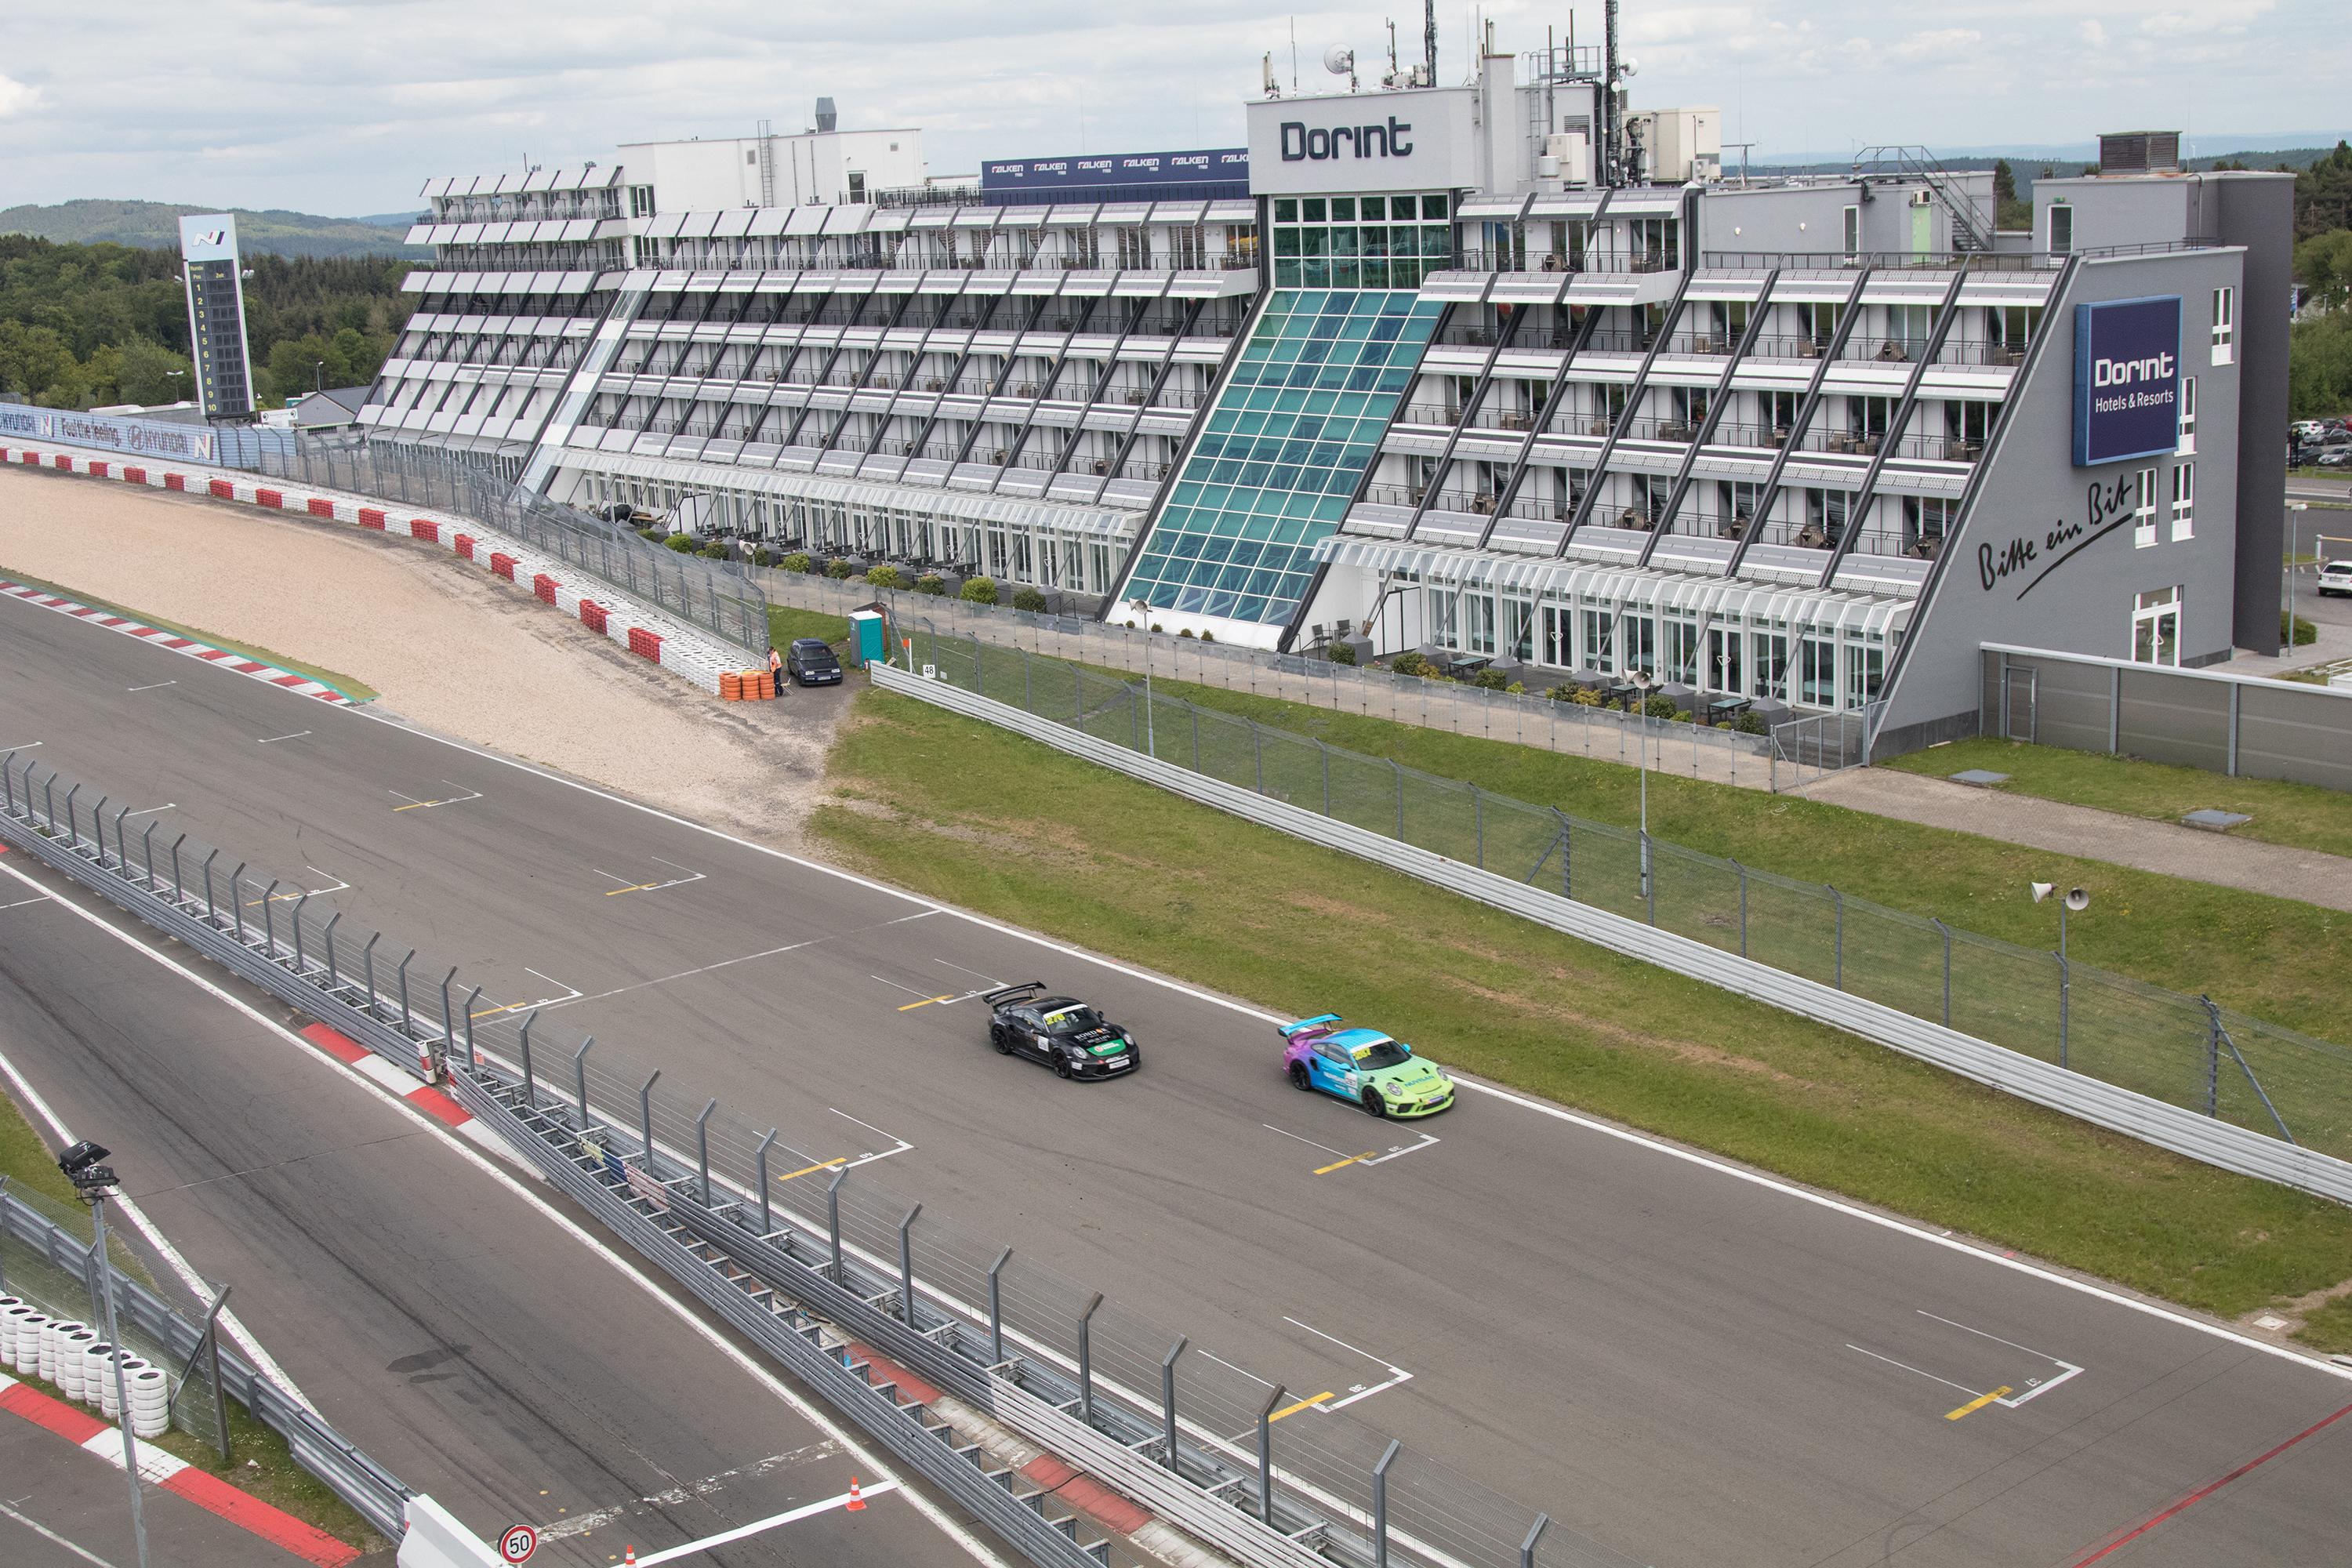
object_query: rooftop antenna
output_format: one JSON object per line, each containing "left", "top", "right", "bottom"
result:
{"left": 1425, "top": 0, "right": 1437, "bottom": 87}
{"left": 1290, "top": 17, "right": 1299, "bottom": 96}
{"left": 1723, "top": 141, "right": 1756, "bottom": 188}
{"left": 1386, "top": 19, "right": 1399, "bottom": 87}
{"left": 1602, "top": 0, "right": 1623, "bottom": 186}
{"left": 1262, "top": 51, "right": 1281, "bottom": 99}
{"left": 1324, "top": 43, "right": 1359, "bottom": 92}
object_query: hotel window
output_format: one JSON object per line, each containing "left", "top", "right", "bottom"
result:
{"left": 1267, "top": 191, "right": 1449, "bottom": 289}
{"left": 2178, "top": 376, "right": 2197, "bottom": 454}
{"left": 1708, "top": 626, "right": 1744, "bottom": 695}
{"left": 1798, "top": 636, "right": 1836, "bottom": 707}
{"left": 1502, "top": 597, "right": 1535, "bottom": 661}
{"left": 1581, "top": 606, "right": 1616, "bottom": 673}
{"left": 1842, "top": 641, "right": 1885, "bottom": 711}
{"left": 1662, "top": 619, "right": 1700, "bottom": 683}
{"left": 1902, "top": 495, "right": 1957, "bottom": 554}
{"left": 1841, "top": 205, "right": 1860, "bottom": 262}
{"left": 1542, "top": 604, "right": 1572, "bottom": 667}
{"left": 2132, "top": 467, "right": 2158, "bottom": 548}
{"left": 1465, "top": 593, "right": 1497, "bottom": 655}
{"left": 2049, "top": 203, "right": 2074, "bottom": 255}
{"left": 1623, "top": 615, "right": 1657, "bottom": 677}
{"left": 1427, "top": 586, "right": 1460, "bottom": 648}
{"left": 1751, "top": 630, "right": 1791, "bottom": 700}
{"left": 2171, "top": 463, "right": 2194, "bottom": 541}
{"left": 2132, "top": 586, "right": 2181, "bottom": 666}
{"left": 629, "top": 185, "right": 656, "bottom": 218}
{"left": 2211, "top": 288, "right": 2234, "bottom": 365}
{"left": 1116, "top": 227, "right": 1152, "bottom": 269}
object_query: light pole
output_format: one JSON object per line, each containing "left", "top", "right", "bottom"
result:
{"left": 2031, "top": 881, "right": 2089, "bottom": 1069}
{"left": 59, "top": 1141, "right": 151, "bottom": 1568}
{"left": 1130, "top": 597, "right": 1156, "bottom": 758}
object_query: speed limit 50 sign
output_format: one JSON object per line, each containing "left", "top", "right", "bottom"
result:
{"left": 499, "top": 1523, "right": 538, "bottom": 1563}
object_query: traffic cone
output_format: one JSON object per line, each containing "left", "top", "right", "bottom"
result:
{"left": 622, "top": 1550, "right": 635, "bottom": 1564}
{"left": 847, "top": 1476, "right": 866, "bottom": 1512}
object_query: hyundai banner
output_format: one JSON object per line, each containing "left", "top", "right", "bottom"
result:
{"left": 2072, "top": 295, "right": 2182, "bottom": 467}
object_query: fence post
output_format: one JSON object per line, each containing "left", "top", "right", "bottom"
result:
{"left": 1643, "top": 832, "right": 1656, "bottom": 926}
{"left": 260, "top": 880, "right": 281, "bottom": 957}
{"left": 1023, "top": 649, "right": 1033, "bottom": 713}
{"left": 1160, "top": 1336, "right": 1187, "bottom": 1472}
{"left": 359, "top": 930, "right": 377, "bottom": 1014}
{"left": 755, "top": 1131, "right": 776, "bottom": 1234}
{"left": 290, "top": 891, "right": 310, "bottom": 975}
{"left": 1372, "top": 1439, "right": 1403, "bottom": 1568}
{"left": 141, "top": 822, "right": 158, "bottom": 889}
{"left": 987, "top": 1247, "right": 1012, "bottom": 1364}
{"left": 1319, "top": 742, "right": 1330, "bottom": 815}
{"left": 1552, "top": 808, "right": 1573, "bottom": 899}
{"left": 637, "top": 1069, "right": 661, "bottom": 1159}
{"left": 0, "top": 754, "right": 12, "bottom": 818}
{"left": 1252, "top": 721, "right": 1264, "bottom": 793}
{"left": 1258, "top": 1384, "right": 1287, "bottom": 1523}
{"left": 518, "top": 1010, "right": 539, "bottom": 1105}
{"left": 1521, "top": 1514, "right": 1551, "bottom": 1568}
{"left": 2058, "top": 953, "right": 2071, "bottom": 1070}
{"left": 111, "top": 804, "right": 129, "bottom": 873}
{"left": 319, "top": 913, "right": 341, "bottom": 993}
{"left": 572, "top": 1037, "right": 595, "bottom": 1128}
{"left": 169, "top": 834, "right": 186, "bottom": 906}
{"left": 1829, "top": 886, "right": 1843, "bottom": 990}
{"left": 1192, "top": 708, "right": 1200, "bottom": 772}
{"left": 1076, "top": 1290, "right": 1105, "bottom": 1425}
{"left": 396, "top": 949, "right": 416, "bottom": 1033}
{"left": 201, "top": 850, "right": 218, "bottom": 924}
{"left": 1393, "top": 759, "right": 1405, "bottom": 840}
{"left": 463, "top": 987, "right": 482, "bottom": 1067}
{"left": 897, "top": 1203, "right": 923, "bottom": 1325}
{"left": 1933, "top": 918, "right": 1951, "bottom": 1025}
{"left": 1734, "top": 861, "right": 1748, "bottom": 956}
{"left": 441, "top": 969, "right": 459, "bottom": 1057}
{"left": 826, "top": 1168, "right": 848, "bottom": 1283}
{"left": 2201, "top": 993, "right": 2220, "bottom": 1116}
{"left": 695, "top": 1099, "right": 717, "bottom": 1204}
{"left": 1472, "top": 786, "right": 1483, "bottom": 868}
{"left": 1074, "top": 663, "right": 1083, "bottom": 730}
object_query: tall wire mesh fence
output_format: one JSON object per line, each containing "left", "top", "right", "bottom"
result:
{"left": 243, "top": 434, "right": 770, "bottom": 655}
{"left": 0, "top": 746, "right": 1640, "bottom": 1568}
{"left": 901, "top": 624, "right": 2352, "bottom": 1164}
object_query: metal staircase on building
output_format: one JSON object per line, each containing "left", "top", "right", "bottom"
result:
{"left": 1852, "top": 146, "right": 1994, "bottom": 252}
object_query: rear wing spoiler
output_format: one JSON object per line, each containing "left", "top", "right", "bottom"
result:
{"left": 1277, "top": 1013, "right": 1343, "bottom": 1040}
{"left": 982, "top": 982, "right": 1047, "bottom": 1008}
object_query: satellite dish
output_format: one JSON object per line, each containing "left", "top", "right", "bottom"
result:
{"left": 1323, "top": 44, "right": 1356, "bottom": 76}
{"left": 1621, "top": 56, "right": 1640, "bottom": 78}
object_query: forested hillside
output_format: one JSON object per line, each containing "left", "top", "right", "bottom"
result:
{"left": 0, "top": 236, "right": 413, "bottom": 411}
{"left": 0, "top": 199, "right": 426, "bottom": 260}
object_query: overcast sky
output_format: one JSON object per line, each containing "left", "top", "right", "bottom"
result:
{"left": 3, "top": 1, "right": 2340, "bottom": 216}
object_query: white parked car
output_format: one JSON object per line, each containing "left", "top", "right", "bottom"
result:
{"left": 2318, "top": 560, "right": 2352, "bottom": 598}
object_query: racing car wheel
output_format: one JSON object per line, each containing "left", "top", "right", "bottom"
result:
{"left": 1288, "top": 1062, "right": 1312, "bottom": 1091}
{"left": 991, "top": 1024, "right": 1012, "bottom": 1053}
{"left": 1360, "top": 1087, "right": 1387, "bottom": 1119}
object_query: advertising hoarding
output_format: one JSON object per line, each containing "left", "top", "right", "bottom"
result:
{"left": 979, "top": 148, "right": 1249, "bottom": 198}
{"left": 2072, "top": 295, "right": 2181, "bottom": 467}
{"left": 1245, "top": 88, "right": 1481, "bottom": 197}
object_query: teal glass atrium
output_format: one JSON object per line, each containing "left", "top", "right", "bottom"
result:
{"left": 1118, "top": 289, "right": 1441, "bottom": 629}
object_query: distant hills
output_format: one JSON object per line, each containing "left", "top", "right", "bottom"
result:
{"left": 0, "top": 199, "right": 428, "bottom": 259}
{"left": 1749, "top": 138, "right": 2349, "bottom": 178}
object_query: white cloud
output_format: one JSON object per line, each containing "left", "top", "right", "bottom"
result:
{"left": 0, "top": 1, "right": 2339, "bottom": 212}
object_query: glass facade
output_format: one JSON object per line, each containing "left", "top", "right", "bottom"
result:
{"left": 1269, "top": 193, "right": 1452, "bottom": 289}
{"left": 1121, "top": 289, "right": 1442, "bottom": 626}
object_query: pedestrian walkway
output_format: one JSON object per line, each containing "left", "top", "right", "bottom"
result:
{"left": 1804, "top": 767, "right": 2352, "bottom": 913}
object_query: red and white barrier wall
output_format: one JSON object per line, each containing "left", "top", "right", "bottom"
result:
{"left": 2, "top": 446, "right": 743, "bottom": 695}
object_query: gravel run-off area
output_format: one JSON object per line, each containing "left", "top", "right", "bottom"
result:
{"left": 0, "top": 465, "right": 844, "bottom": 847}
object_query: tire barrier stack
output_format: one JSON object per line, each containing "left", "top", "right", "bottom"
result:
{"left": 2, "top": 1301, "right": 167, "bottom": 1435}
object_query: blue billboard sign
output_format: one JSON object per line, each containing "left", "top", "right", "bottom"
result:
{"left": 2072, "top": 295, "right": 2182, "bottom": 467}
{"left": 980, "top": 147, "right": 1250, "bottom": 197}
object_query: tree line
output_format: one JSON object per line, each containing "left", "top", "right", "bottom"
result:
{"left": 0, "top": 235, "right": 413, "bottom": 412}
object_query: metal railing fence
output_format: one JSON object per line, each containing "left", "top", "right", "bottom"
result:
{"left": 0, "top": 749, "right": 1642, "bottom": 1568}
{"left": 242, "top": 434, "right": 771, "bottom": 656}
{"left": 895, "top": 630, "right": 2352, "bottom": 1168}
{"left": 0, "top": 1186, "right": 412, "bottom": 1539}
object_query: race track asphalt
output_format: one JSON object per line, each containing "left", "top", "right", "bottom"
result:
{"left": 0, "top": 832, "right": 1010, "bottom": 1568}
{"left": 4, "top": 583, "right": 2350, "bottom": 1568}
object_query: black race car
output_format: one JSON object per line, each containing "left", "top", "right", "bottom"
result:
{"left": 982, "top": 982, "right": 1141, "bottom": 1080}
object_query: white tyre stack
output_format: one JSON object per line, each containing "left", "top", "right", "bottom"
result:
{"left": 0, "top": 1297, "right": 26, "bottom": 1364}
{"left": 57, "top": 1328, "right": 97, "bottom": 1403}
{"left": 11, "top": 1311, "right": 49, "bottom": 1374}
{"left": 41, "top": 1318, "right": 88, "bottom": 1384}
{"left": 122, "top": 1361, "right": 169, "bottom": 1439}
{"left": 84, "top": 1341, "right": 120, "bottom": 1415}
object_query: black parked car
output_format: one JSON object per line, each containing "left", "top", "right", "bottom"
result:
{"left": 982, "top": 982, "right": 1141, "bottom": 1080}
{"left": 785, "top": 637, "right": 844, "bottom": 686}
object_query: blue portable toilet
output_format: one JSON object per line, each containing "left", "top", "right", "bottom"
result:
{"left": 848, "top": 608, "right": 887, "bottom": 669}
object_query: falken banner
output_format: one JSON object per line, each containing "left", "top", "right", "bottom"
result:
{"left": 979, "top": 147, "right": 1248, "bottom": 195}
{"left": 2072, "top": 295, "right": 2181, "bottom": 466}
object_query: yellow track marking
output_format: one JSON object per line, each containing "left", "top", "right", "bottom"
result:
{"left": 1314, "top": 1152, "right": 1378, "bottom": 1175}
{"left": 1945, "top": 1386, "right": 2012, "bottom": 1421}
{"left": 778, "top": 1157, "right": 848, "bottom": 1182}
{"left": 897, "top": 995, "right": 955, "bottom": 1011}
{"left": 1269, "top": 1392, "right": 1334, "bottom": 1421}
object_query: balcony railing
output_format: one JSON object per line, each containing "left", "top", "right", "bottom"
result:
{"left": 1446, "top": 248, "right": 1679, "bottom": 276}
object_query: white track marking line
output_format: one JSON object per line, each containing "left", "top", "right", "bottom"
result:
{"left": 1281, "top": 1316, "right": 1416, "bottom": 1410}
{"left": 538, "top": 943, "right": 819, "bottom": 1012}
{"left": 828, "top": 1109, "right": 914, "bottom": 1169}
{"left": 0, "top": 855, "right": 1016, "bottom": 1568}
{"left": 887, "top": 909, "right": 941, "bottom": 924}
{"left": 0, "top": 1500, "right": 116, "bottom": 1567}
{"left": 331, "top": 693, "right": 2352, "bottom": 1385}
{"left": 386, "top": 781, "right": 480, "bottom": 811}
{"left": 931, "top": 958, "right": 1004, "bottom": 985}
{"left": 631, "top": 1483, "right": 899, "bottom": 1566}
{"left": 0, "top": 742, "right": 43, "bottom": 752}
{"left": 120, "top": 804, "right": 175, "bottom": 818}
{"left": 537, "top": 1439, "right": 843, "bottom": 1540}
{"left": 1913, "top": 1311, "right": 2087, "bottom": 1406}
{"left": 0, "top": 895, "right": 52, "bottom": 911}
{"left": 1261, "top": 1123, "right": 1352, "bottom": 1160}
{"left": 1846, "top": 1344, "right": 1984, "bottom": 1400}
{"left": 126, "top": 681, "right": 177, "bottom": 693}
{"left": 1358, "top": 1132, "right": 1441, "bottom": 1166}
{"left": 593, "top": 857, "right": 707, "bottom": 896}
{"left": 255, "top": 731, "right": 310, "bottom": 744}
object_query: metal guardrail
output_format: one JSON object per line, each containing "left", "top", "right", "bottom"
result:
{"left": 872, "top": 650, "right": 2352, "bottom": 1207}
{"left": 0, "top": 750, "right": 1641, "bottom": 1568}
{"left": 0, "top": 1189, "right": 413, "bottom": 1538}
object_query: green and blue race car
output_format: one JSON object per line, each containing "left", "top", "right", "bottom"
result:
{"left": 1279, "top": 1014, "right": 1454, "bottom": 1118}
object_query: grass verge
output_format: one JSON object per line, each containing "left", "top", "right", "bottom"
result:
{"left": 768, "top": 604, "right": 851, "bottom": 648}
{"left": 1, "top": 1089, "right": 384, "bottom": 1552}
{"left": 0, "top": 564, "right": 378, "bottom": 702}
{"left": 1072, "top": 664, "right": 2352, "bottom": 1041}
{"left": 814, "top": 688, "right": 2352, "bottom": 1352}
{"left": 1886, "top": 737, "right": 2352, "bottom": 861}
